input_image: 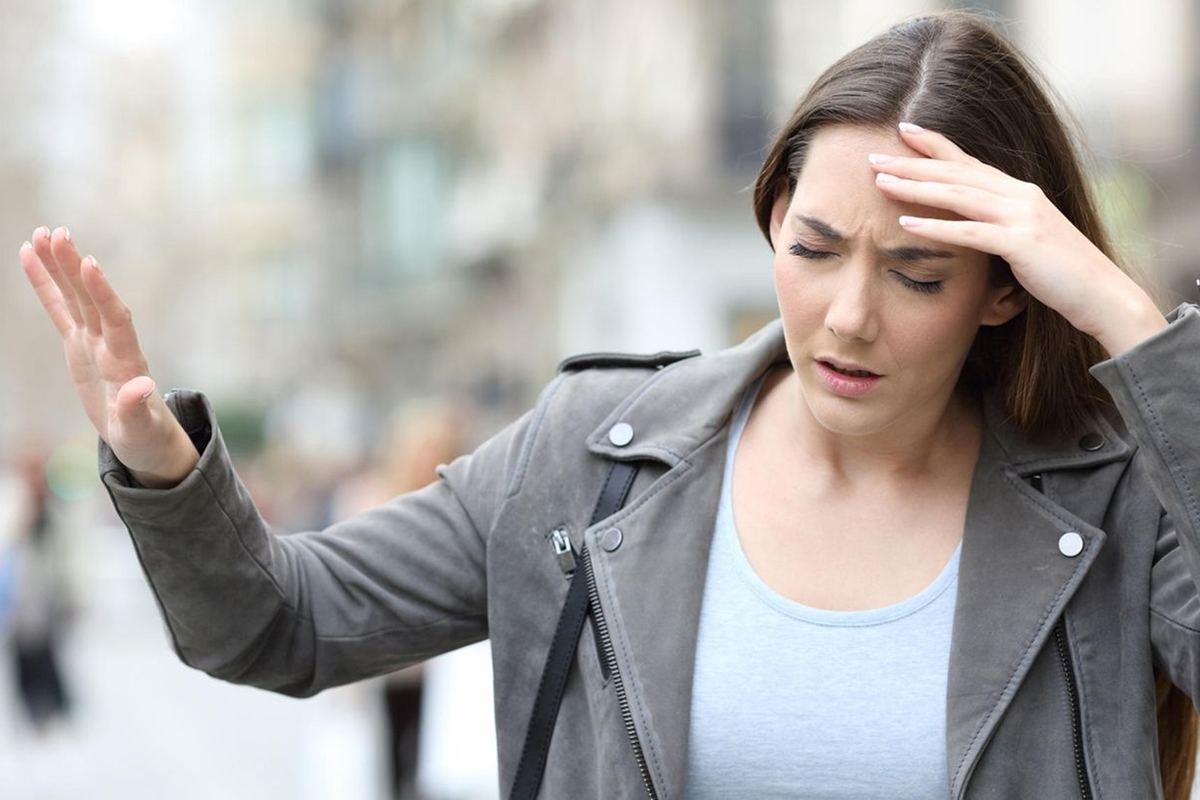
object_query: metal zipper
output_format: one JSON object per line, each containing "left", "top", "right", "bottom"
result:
{"left": 550, "top": 527, "right": 577, "bottom": 575}
{"left": 1030, "top": 473, "right": 1092, "bottom": 799}
{"left": 550, "top": 528, "right": 610, "bottom": 682}
{"left": 1054, "top": 619, "right": 1092, "bottom": 799}
{"left": 581, "top": 546, "right": 659, "bottom": 800}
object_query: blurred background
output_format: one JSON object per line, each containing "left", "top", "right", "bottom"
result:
{"left": 1, "top": 0, "right": 1198, "bottom": 797}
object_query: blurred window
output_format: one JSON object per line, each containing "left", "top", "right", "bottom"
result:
{"left": 948, "top": 0, "right": 1014, "bottom": 18}
{"left": 718, "top": 0, "right": 771, "bottom": 177}
{"left": 245, "top": 95, "right": 315, "bottom": 189}
{"left": 359, "top": 137, "right": 448, "bottom": 282}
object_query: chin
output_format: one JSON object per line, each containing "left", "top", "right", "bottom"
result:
{"left": 798, "top": 383, "right": 896, "bottom": 437}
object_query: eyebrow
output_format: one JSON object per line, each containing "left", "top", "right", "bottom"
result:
{"left": 794, "top": 214, "right": 956, "bottom": 261}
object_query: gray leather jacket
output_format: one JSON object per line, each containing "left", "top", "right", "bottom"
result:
{"left": 101, "top": 305, "right": 1200, "bottom": 799}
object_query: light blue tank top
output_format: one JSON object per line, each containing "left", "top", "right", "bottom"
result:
{"left": 686, "top": 376, "right": 959, "bottom": 799}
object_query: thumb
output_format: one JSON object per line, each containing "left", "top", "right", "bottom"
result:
{"left": 114, "top": 375, "right": 161, "bottom": 422}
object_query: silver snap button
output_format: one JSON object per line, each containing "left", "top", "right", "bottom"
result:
{"left": 1079, "top": 433, "right": 1105, "bottom": 452}
{"left": 600, "top": 527, "right": 624, "bottom": 552}
{"left": 608, "top": 422, "right": 634, "bottom": 447}
{"left": 1058, "top": 531, "right": 1084, "bottom": 558}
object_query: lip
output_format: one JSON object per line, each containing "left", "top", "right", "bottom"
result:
{"left": 815, "top": 359, "right": 884, "bottom": 397}
{"left": 817, "top": 356, "right": 883, "bottom": 377}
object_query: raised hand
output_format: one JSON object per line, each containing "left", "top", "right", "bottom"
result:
{"left": 868, "top": 123, "right": 1168, "bottom": 357}
{"left": 20, "top": 226, "right": 199, "bottom": 488}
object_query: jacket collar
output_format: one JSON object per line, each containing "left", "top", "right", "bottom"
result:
{"left": 587, "top": 318, "right": 1132, "bottom": 474}
{"left": 980, "top": 391, "right": 1132, "bottom": 475}
{"left": 579, "top": 319, "right": 1133, "bottom": 798}
{"left": 585, "top": 320, "right": 789, "bottom": 466}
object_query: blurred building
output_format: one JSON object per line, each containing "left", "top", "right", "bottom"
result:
{"left": 9, "top": 0, "right": 1198, "bottom": 449}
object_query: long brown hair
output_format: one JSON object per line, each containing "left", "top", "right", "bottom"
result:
{"left": 750, "top": 11, "right": 1196, "bottom": 796}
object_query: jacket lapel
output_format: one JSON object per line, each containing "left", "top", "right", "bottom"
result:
{"left": 585, "top": 432, "right": 727, "bottom": 799}
{"left": 581, "top": 321, "right": 787, "bottom": 798}
{"left": 945, "top": 399, "right": 1131, "bottom": 799}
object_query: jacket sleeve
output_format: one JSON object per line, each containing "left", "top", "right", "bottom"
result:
{"left": 99, "top": 381, "right": 561, "bottom": 698}
{"left": 1088, "top": 303, "right": 1200, "bottom": 691}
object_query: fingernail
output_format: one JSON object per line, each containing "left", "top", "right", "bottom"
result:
{"left": 898, "top": 122, "right": 925, "bottom": 134}
{"left": 899, "top": 215, "right": 925, "bottom": 228}
{"left": 36, "top": 226, "right": 50, "bottom": 239}
{"left": 876, "top": 173, "right": 900, "bottom": 184}
{"left": 88, "top": 257, "right": 102, "bottom": 274}
{"left": 140, "top": 389, "right": 154, "bottom": 405}
{"left": 21, "top": 241, "right": 31, "bottom": 252}
{"left": 868, "top": 153, "right": 894, "bottom": 165}
{"left": 63, "top": 227, "right": 72, "bottom": 242}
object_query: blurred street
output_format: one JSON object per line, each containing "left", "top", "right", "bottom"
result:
{"left": 3, "top": 0, "right": 1200, "bottom": 797}
{"left": 0, "top": 519, "right": 385, "bottom": 799}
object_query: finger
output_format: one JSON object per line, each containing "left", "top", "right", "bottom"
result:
{"left": 874, "top": 173, "right": 1014, "bottom": 224}
{"left": 79, "top": 255, "right": 146, "bottom": 363}
{"left": 898, "top": 122, "right": 978, "bottom": 165}
{"left": 897, "top": 215, "right": 1010, "bottom": 258}
{"left": 19, "top": 241, "right": 76, "bottom": 337}
{"left": 30, "top": 226, "right": 85, "bottom": 328}
{"left": 868, "top": 152, "right": 1013, "bottom": 195}
{"left": 49, "top": 227, "right": 103, "bottom": 334}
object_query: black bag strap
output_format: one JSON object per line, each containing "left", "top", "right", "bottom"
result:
{"left": 508, "top": 459, "right": 640, "bottom": 800}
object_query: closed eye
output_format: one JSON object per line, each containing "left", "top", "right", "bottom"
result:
{"left": 789, "top": 241, "right": 834, "bottom": 260}
{"left": 892, "top": 271, "right": 944, "bottom": 295}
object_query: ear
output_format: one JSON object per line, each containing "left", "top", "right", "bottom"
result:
{"left": 767, "top": 186, "right": 791, "bottom": 252}
{"left": 980, "top": 282, "right": 1029, "bottom": 327}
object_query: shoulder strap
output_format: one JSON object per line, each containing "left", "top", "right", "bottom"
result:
{"left": 508, "top": 460, "right": 640, "bottom": 800}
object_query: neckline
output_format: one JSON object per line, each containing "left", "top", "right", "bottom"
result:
{"left": 719, "top": 372, "right": 962, "bottom": 627}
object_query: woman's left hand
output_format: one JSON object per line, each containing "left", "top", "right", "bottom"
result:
{"left": 868, "top": 122, "right": 1167, "bottom": 356}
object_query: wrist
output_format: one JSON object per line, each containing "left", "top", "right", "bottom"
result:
{"left": 127, "top": 427, "right": 200, "bottom": 489}
{"left": 1092, "top": 291, "right": 1168, "bottom": 358}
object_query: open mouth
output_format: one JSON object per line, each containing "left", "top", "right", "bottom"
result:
{"left": 821, "top": 361, "right": 879, "bottom": 378}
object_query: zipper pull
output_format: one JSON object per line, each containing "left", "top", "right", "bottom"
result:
{"left": 550, "top": 527, "right": 576, "bottom": 576}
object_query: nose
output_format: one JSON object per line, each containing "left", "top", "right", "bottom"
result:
{"left": 824, "top": 262, "right": 879, "bottom": 343}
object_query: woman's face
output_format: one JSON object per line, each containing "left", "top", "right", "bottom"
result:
{"left": 769, "top": 124, "right": 1021, "bottom": 440}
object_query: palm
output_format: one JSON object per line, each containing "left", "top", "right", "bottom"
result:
{"left": 65, "top": 330, "right": 130, "bottom": 436}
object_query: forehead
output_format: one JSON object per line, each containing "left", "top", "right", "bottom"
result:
{"left": 796, "top": 123, "right": 917, "bottom": 200}
{"left": 789, "top": 123, "right": 967, "bottom": 236}
{"left": 808, "top": 124, "right": 917, "bottom": 165}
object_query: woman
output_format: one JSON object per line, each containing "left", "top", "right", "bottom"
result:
{"left": 18, "top": 10, "right": 1200, "bottom": 799}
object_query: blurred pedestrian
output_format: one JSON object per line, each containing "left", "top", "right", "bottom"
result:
{"left": 2, "top": 448, "right": 74, "bottom": 736}
{"left": 330, "top": 399, "right": 469, "bottom": 800}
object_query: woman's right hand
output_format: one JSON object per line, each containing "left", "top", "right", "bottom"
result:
{"left": 20, "top": 226, "right": 199, "bottom": 488}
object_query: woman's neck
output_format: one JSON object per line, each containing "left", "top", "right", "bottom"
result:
{"left": 766, "top": 366, "right": 984, "bottom": 487}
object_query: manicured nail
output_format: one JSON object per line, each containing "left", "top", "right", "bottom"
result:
{"left": 899, "top": 215, "right": 925, "bottom": 228}
{"left": 63, "top": 227, "right": 72, "bottom": 242}
{"left": 898, "top": 122, "right": 925, "bottom": 134}
{"left": 88, "top": 257, "right": 102, "bottom": 274}
{"left": 36, "top": 226, "right": 50, "bottom": 239}
{"left": 876, "top": 173, "right": 900, "bottom": 184}
{"left": 868, "top": 153, "right": 894, "bottom": 165}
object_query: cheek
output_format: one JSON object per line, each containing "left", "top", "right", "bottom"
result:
{"left": 886, "top": 304, "right": 983, "bottom": 367}
{"left": 773, "top": 256, "right": 821, "bottom": 324}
